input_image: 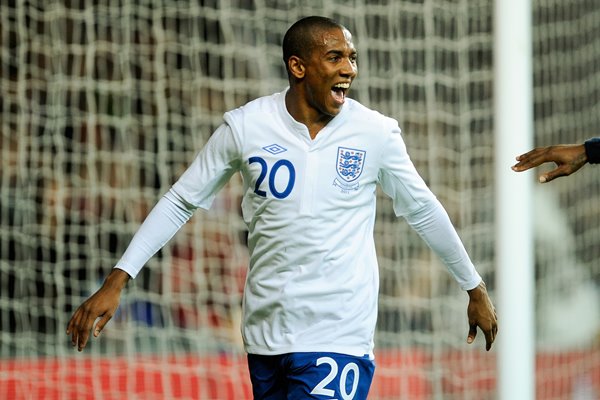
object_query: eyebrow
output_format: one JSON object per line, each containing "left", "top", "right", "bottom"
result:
{"left": 325, "top": 49, "right": 357, "bottom": 57}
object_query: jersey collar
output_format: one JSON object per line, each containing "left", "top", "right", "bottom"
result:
{"left": 278, "top": 87, "right": 350, "bottom": 142}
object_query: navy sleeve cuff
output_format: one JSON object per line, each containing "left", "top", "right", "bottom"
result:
{"left": 584, "top": 137, "right": 600, "bottom": 164}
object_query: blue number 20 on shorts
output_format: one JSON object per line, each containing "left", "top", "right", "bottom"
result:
{"left": 248, "top": 352, "right": 376, "bottom": 400}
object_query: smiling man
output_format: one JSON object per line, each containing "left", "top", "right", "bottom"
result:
{"left": 67, "top": 16, "right": 497, "bottom": 399}
{"left": 282, "top": 18, "right": 357, "bottom": 138}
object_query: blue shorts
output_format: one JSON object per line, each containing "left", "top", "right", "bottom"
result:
{"left": 248, "top": 352, "right": 375, "bottom": 400}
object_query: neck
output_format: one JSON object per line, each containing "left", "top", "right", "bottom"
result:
{"left": 285, "top": 88, "right": 333, "bottom": 140}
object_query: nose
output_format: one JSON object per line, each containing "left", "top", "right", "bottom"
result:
{"left": 340, "top": 57, "right": 357, "bottom": 78}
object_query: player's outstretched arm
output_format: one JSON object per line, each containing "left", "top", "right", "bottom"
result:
{"left": 64, "top": 190, "right": 197, "bottom": 351}
{"left": 466, "top": 281, "right": 498, "bottom": 351}
{"left": 511, "top": 144, "right": 587, "bottom": 183}
{"left": 66, "top": 268, "right": 130, "bottom": 351}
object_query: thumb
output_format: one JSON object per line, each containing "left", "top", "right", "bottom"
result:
{"left": 539, "top": 172, "right": 557, "bottom": 183}
{"left": 540, "top": 166, "right": 569, "bottom": 183}
{"left": 467, "top": 324, "right": 477, "bottom": 344}
{"left": 94, "top": 313, "right": 113, "bottom": 337}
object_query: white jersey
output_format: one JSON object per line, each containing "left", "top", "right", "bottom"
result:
{"left": 116, "top": 89, "right": 481, "bottom": 357}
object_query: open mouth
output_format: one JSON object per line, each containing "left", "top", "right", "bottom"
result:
{"left": 331, "top": 82, "right": 350, "bottom": 104}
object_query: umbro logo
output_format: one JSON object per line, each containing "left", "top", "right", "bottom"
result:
{"left": 263, "top": 144, "right": 287, "bottom": 155}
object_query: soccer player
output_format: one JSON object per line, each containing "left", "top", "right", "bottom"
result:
{"left": 512, "top": 138, "right": 600, "bottom": 182}
{"left": 67, "top": 16, "right": 498, "bottom": 399}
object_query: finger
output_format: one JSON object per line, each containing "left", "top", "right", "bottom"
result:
{"left": 77, "top": 308, "right": 96, "bottom": 351}
{"left": 66, "top": 311, "right": 76, "bottom": 335}
{"left": 78, "top": 328, "right": 91, "bottom": 351}
{"left": 513, "top": 150, "right": 545, "bottom": 169}
{"left": 512, "top": 158, "right": 540, "bottom": 171}
{"left": 467, "top": 323, "right": 477, "bottom": 344}
{"left": 539, "top": 166, "right": 567, "bottom": 183}
{"left": 484, "top": 328, "right": 494, "bottom": 351}
{"left": 94, "top": 313, "right": 113, "bottom": 337}
{"left": 68, "top": 310, "right": 84, "bottom": 348}
{"left": 515, "top": 148, "right": 541, "bottom": 161}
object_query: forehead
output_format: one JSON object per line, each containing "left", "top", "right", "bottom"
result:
{"left": 312, "top": 27, "right": 355, "bottom": 54}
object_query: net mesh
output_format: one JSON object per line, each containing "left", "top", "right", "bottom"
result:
{"left": 1, "top": 1, "right": 599, "bottom": 399}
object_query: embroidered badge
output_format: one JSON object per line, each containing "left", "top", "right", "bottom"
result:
{"left": 333, "top": 146, "right": 366, "bottom": 191}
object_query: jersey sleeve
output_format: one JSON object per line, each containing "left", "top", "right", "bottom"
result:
{"left": 378, "top": 122, "right": 482, "bottom": 291}
{"left": 115, "top": 190, "right": 196, "bottom": 278}
{"left": 171, "top": 123, "right": 243, "bottom": 209}
{"left": 377, "top": 122, "right": 436, "bottom": 216}
{"left": 115, "top": 123, "right": 242, "bottom": 279}
{"left": 403, "top": 200, "right": 482, "bottom": 290}
{"left": 584, "top": 137, "right": 600, "bottom": 164}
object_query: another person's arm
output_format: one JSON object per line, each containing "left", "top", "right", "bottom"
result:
{"left": 511, "top": 137, "right": 600, "bottom": 183}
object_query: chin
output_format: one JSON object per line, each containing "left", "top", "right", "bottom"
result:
{"left": 326, "top": 103, "right": 344, "bottom": 116}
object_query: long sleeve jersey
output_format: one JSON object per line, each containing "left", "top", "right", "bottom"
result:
{"left": 115, "top": 89, "right": 482, "bottom": 357}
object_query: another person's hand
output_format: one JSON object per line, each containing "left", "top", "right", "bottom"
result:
{"left": 66, "top": 268, "right": 129, "bottom": 351}
{"left": 466, "top": 281, "right": 498, "bottom": 351}
{"left": 511, "top": 144, "right": 587, "bottom": 183}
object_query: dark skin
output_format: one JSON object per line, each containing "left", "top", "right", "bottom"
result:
{"left": 467, "top": 281, "right": 498, "bottom": 351}
{"left": 66, "top": 268, "right": 129, "bottom": 351}
{"left": 284, "top": 27, "right": 357, "bottom": 139}
{"left": 512, "top": 143, "right": 588, "bottom": 183}
{"left": 67, "top": 25, "right": 498, "bottom": 352}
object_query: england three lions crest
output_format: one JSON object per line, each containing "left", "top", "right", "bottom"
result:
{"left": 334, "top": 146, "right": 366, "bottom": 191}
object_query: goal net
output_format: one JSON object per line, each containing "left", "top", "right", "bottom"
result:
{"left": 1, "top": 1, "right": 599, "bottom": 399}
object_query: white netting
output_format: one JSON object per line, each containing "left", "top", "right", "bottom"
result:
{"left": 1, "top": 1, "right": 598, "bottom": 399}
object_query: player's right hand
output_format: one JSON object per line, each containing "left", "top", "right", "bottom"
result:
{"left": 66, "top": 269, "right": 129, "bottom": 351}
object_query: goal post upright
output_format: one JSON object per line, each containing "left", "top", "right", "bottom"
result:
{"left": 494, "top": 1, "right": 535, "bottom": 399}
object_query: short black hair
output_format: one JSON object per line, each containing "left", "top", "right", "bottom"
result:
{"left": 282, "top": 16, "right": 345, "bottom": 66}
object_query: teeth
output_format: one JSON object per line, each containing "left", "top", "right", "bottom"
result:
{"left": 333, "top": 83, "right": 350, "bottom": 89}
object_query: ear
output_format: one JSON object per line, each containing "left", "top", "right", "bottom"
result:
{"left": 287, "top": 55, "right": 305, "bottom": 79}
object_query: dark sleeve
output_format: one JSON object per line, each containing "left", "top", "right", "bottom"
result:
{"left": 584, "top": 137, "right": 600, "bottom": 164}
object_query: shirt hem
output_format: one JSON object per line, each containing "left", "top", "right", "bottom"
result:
{"left": 244, "top": 344, "right": 374, "bottom": 359}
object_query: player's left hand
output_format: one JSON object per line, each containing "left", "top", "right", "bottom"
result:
{"left": 466, "top": 281, "right": 498, "bottom": 351}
